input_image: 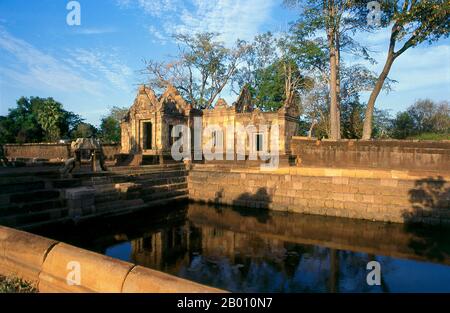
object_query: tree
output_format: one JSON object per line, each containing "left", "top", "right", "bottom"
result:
{"left": 0, "top": 97, "right": 82, "bottom": 144}
{"left": 0, "top": 97, "right": 44, "bottom": 144}
{"left": 392, "top": 111, "right": 416, "bottom": 139}
{"left": 71, "top": 123, "right": 97, "bottom": 139}
{"left": 341, "top": 96, "right": 365, "bottom": 139}
{"left": 60, "top": 110, "right": 83, "bottom": 139}
{"left": 286, "top": 0, "right": 375, "bottom": 140}
{"left": 234, "top": 32, "right": 311, "bottom": 112}
{"left": 35, "top": 98, "right": 63, "bottom": 142}
{"left": 361, "top": 0, "right": 450, "bottom": 139}
{"left": 99, "top": 106, "right": 128, "bottom": 143}
{"left": 390, "top": 99, "right": 450, "bottom": 139}
{"left": 232, "top": 32, "right": 278, "bottom": 95}
{"left": 252, "top": 62, "right": 286, "bottom": 111}
{"left": 144, "top": 32, "right": 251, "bottom": 109}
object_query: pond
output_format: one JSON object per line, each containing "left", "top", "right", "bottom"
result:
{"left": 32, "top": 203, "right": 450, "bottom": 292}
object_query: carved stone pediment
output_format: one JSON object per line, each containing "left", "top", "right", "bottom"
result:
{"left": 214, "top": 98, "right": 229, "bottom": 111}
{"left": 159, "top": 85, "right": 191, "bottom": 115}
{"left": 129, "top": 85, "right": 159, "bottom": 117}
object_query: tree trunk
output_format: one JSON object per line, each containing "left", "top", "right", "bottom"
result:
{"left": 335, "top": 31, "right": 341, "bottom": 140}
{"left": 362, "top": 53, "right": 395, "bottom": 140}
{"left": 327, "top": 1, "right": 339, "bottom": 140}
{"left": 329, "top": 44, "right": 339, "bottom": 140}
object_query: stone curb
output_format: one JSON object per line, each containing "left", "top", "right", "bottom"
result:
{"left": 0, "top": 226, "right": 224, "bottom": 293}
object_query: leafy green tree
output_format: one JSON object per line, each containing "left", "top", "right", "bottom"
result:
{"left": 0, "top": 97, "right": 83, "bottom": 144}
{"left": 372, "top": 108, "right": 393, "bottom": 139}
{"left": 286, "top": 0, "right": 375, "bottom": 139}
{"left": 0, "top": 97, "right": 44, "bottom": 144}
{"left": 71, "top": 123, "right": 97, "bottom": 139}
{"left": 60, "top": 110, "right": 83, "bottom": 139}
{"left": 99, "top": 106, "right": 128, "bottom": 143}
{"left": 392, "top": 111, "right": 416, "bottom": 139}
{"left": 361, "top": 0, "right": 450, "bottom": 139}
{"left": 341, "top": 97, "right": 365, "bottom": 139}
{"left": 35, "top": 99, "right": 63, "bottom": 142}
{"left": 390, "top": 99, "right": 450, "bottom": 139}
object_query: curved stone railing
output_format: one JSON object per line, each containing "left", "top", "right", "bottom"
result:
{"left": 0, "top": 226, "right": 223, "bottom": 293}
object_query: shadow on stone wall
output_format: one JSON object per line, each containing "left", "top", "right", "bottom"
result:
{"left": 211, "top": 187, "right": 272, "bottom": 223}
{"left": 404, "top": 176, "right": 450, "bottom": 261}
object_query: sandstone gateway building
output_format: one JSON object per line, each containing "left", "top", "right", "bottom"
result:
{"left": 120, "top": 85, "right": 300, "bottom": 164}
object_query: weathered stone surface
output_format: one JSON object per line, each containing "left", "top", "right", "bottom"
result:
{"left": 39, "top": 243, "right": 133, "bottom": 293}
{"left": 122, "top": 266, "right": 224, "bottom": 293}
{"left": 291, "top": 138, "right": 450, "bottom": 172}
{"left": 188, "top": 166, "right": 450, "bottom": 225}
{"left": 0, "top": 226, "right": 57, "bottom": 284}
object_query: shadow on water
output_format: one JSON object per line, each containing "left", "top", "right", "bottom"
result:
{"left": 404, "top": 176, "right": 450, "bottom": 262}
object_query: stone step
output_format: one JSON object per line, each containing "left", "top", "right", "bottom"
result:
{"left": 89, "top": 175, "right": 187, "bottom": 190}
{"left": 0, "top": 180, "right": 46, "bottom": 195}
{"left": 142, "top": 188, "right": 188, "bottom": 202}
{"left": 0, "top": 189, "right": 61, "bottom": 206}
{"left": 0, "top": 198, "right": 66, "bottom": 216}
{"left": 94, "top": 183, "right": 188, "bottom": 205}
{"left": 51, "top": 178, "right": 83, "bottom": 189}
{"left": 109, "top": 164, "right": 185, "bottom": 174}
{"left": 17, "top": 194, "right": 188, "bottom": 230}
{"left": 94, "top": 194, "right": 188, "bottom": 219}
{"left": 0, "top": 206, "right": 69, "bottom": 228}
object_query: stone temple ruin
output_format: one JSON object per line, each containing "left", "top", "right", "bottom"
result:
{"left": 119, "top": 85, "right": 300, "bottom": 165}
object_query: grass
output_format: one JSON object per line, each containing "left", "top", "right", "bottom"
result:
{"left": 407, "top": 133, "right": 450, "bottom": 141}
{"left": 0, "top": 275, "right": 37, "bottom": 293}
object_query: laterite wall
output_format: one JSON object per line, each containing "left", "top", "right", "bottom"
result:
{"left": 3, "top": 143, "right": 120, "bottom": 161}
{"left": 291, "top": 138, "right": 450, "bottom": 171}
{"left": 188, "top": 166, "right": 450, "bottom": 225}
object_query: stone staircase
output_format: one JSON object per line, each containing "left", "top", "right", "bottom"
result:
{"left": 0, "top": 164, "right": 188, "bottom": 229}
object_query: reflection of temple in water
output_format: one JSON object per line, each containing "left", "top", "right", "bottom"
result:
{"left": 124, "top": 203, "right": 450, "bottom": 292}
{"left": 38, "top": 202, "right": 449, "bottom": 292}
{"left": 128, "top": 216, "right": 359, "bottom": 292}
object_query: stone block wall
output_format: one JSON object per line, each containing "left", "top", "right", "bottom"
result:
{"left": 291, "top": 138, "right": 450, "bottom": 171}
{"left": 3, "top": 143, "right": 120, "bottom": 161}
{"left": 3, "top": 143, "right": 71, "bottom": 161}
{"left": 188, "top": 167, "right": 450, "bottom": 225}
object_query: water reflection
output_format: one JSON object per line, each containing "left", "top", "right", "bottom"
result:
{"left": 33, "top": 203, "right": 450, "bottom": 292}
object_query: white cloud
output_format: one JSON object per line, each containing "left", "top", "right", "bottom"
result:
{"left": 174, "top": 0, "right": 276, "bottom": 44}
{"left": 0, "top": 28, "right": 135, "bottom": 98}
{"left": 117, "top": 0, "right": 179, "bottom": 17}
{"left": 148, "top": 25, "right": 167, "bottom": 44}
{"left": 117, "top": 0, "right": 277, "bottom": 46}
{"left": 386, "top": 44, "right": 450, "bottom": 92}
{"left": 69, "top": 49, "right": 134, "bottom": 92}
{"left": 0, "top": 28, "right": 103, "bottom": 95}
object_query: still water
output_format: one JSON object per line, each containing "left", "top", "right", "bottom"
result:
{"left": 33, "top": 203, "right": 450, "bottom": 292}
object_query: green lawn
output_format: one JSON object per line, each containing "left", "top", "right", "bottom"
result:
{"left": 407, "top": 133, "right": 450, "bottom": 140}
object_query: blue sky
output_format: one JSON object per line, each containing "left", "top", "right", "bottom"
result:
{"left": 0, "top": 0, "right": 449, "bottom": 126}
